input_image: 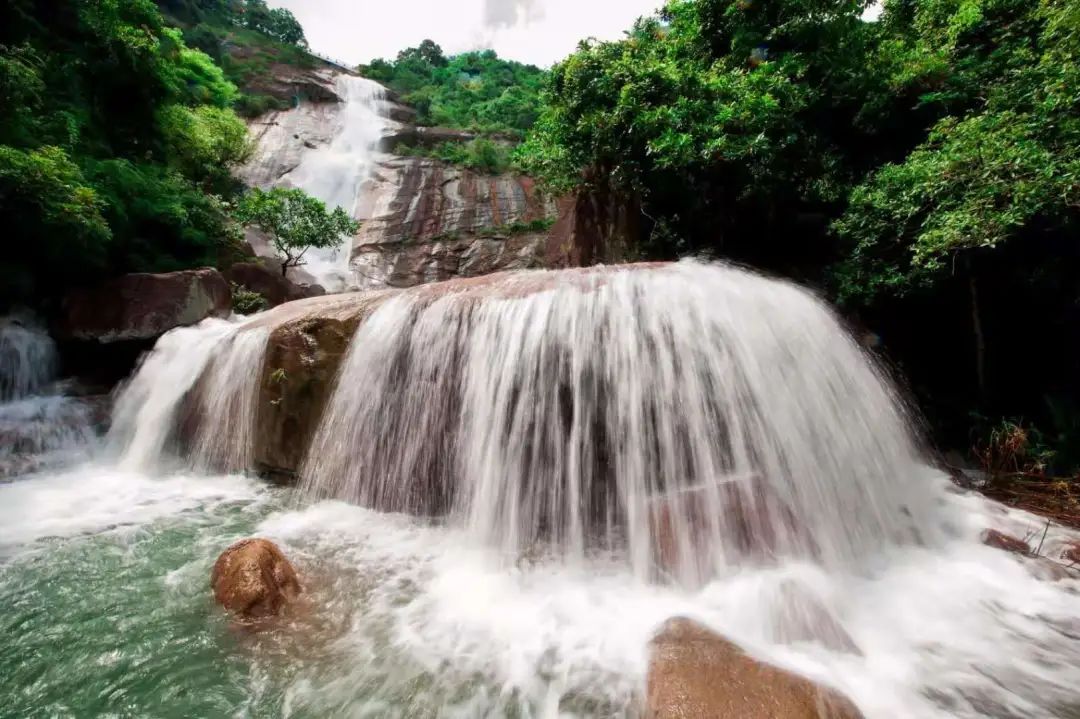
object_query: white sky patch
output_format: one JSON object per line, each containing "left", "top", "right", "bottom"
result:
{"left": 862, "top": 1, "right": 883, "bottom": 21}
{"left": 269, "top": 0, "right": 663, "bottom": 67}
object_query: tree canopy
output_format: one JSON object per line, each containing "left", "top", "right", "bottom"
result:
{"left": 361, "top": 42, "right": 545, "bottom": 136}
{"left": 517, "top": 0, "right": 1080, "bottom": 466}
{"left": 0, "top": 0, "right": 254, "bottom": 301}
{"left": 236, "top": 187, "right": 360, "bottom": 275}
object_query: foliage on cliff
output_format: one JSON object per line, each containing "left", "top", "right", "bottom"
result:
{"left": 519, "top": 0, "right": 1080, "bottom": 469}
{"left": 361, "top": 41, "right": 545, "bottom": 137}
{"left": 236, "top": 187, "right": 360, "bottom": 276}
{"left": 0, "top": 0, "right": 253, "bottom": 302}
{"left": 156, "top": 1, "right": 315, "bottom": 118}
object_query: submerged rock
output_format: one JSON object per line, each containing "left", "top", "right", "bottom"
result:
{"left": 211, "top": 538, "right": 301, "bottom": 621}
{"left": 61, "top": 268, "right": 232, "bottom": 343}
{"left": 646, "top": 618, "right": 863, "bottom": 719}
{"left": 981, "top": 529, "right": 1030, "bottom": 554}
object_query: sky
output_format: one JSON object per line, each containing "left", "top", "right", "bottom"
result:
{"left": 268, "top": 0, "right": 665, "bottom": 68}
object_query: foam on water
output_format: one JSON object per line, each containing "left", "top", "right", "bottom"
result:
{"left": 0, "top": 465, "right": 1077, "bottom": 717}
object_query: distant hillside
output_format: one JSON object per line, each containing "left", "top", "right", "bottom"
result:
{"left": 360, "top": 41, "right": 545, "bottom": 138}
{"left": 156, "top": 0, "right": 320, "bottom": 117}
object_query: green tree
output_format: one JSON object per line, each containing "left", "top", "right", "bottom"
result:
{"left": 236, "top": 188, "right": 360, "bottom": 276}
{"left": 0, "top": 0, "right": 256, "bottom": 302}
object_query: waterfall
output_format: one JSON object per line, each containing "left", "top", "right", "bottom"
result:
{"left": 0, "top": 314, "right": 58, "bottom": 401}
{"left": 301, "top": 261, "right": 936, "bottom": 584}
{"left": 107, "top": 319, "right": 268, "bottom": 472}
{"left": 274, "top": 75, "right": 389, "bottom": 291}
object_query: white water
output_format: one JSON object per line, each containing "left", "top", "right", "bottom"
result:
{"left": 107, "top": 318, "right": 268, "bottom": 473}
{"left": 2, "top": 263, "right": 1079, "bottom": 717}
{"left": 275, "top": 75, "right": 389, "bottom": 291}
{"left": 303, "top": 263, "right": 937, "bottom": 585}
{"left": 0, "top": 313, "right": 58, "bottom": 401}
{"left": 0, "top": 314, "right": 98, "bottom": 475}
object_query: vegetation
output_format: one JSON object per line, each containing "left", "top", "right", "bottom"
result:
{"left": 518, "top": 0, "right": 1080, "bottom": 472}
{"left": 156, "top": 1, "right": 315, "bottom": 118}
{"left": 0, "top": 0, "right": 253, "bottom": 302}
{"left": 393, "top": 138, "right": 512, "bottom": 175}
{"left": 361, "top": 42, "right": 545, "bottom": 137}
{"left": 236, "top": 187, "right": 360, "bottom": 276}
{"left": 230, "top": 282, "right": 269, "bottom": 314}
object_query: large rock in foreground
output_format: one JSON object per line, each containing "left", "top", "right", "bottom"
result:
{"left": 62, "top": 268, "right": 231, "bottom": 343}
{"left": 211, "top": 538, "right": 301, "bottom": 621}
{"left": 646, "top": 618, "right": 863, "bottom": 719}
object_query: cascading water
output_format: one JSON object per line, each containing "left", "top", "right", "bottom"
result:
{"left": 301, "top": 262, "right": 936, "bottom": 584}
{"left": 0, "top": 314, "right": 98, "bottom": 475}
{"left": 0, "top": 313, "right": 58, "bottom": 401}
{"left": 271, "top": 75, "right": 389, "bottom": 291}
{"left": 107, "top": 319, "right": 268, "bottom": 473}
{"left": 2, "top": 262, "right": 1078, "bottom": 718}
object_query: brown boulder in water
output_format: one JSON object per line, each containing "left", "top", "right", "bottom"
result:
{"left": 646, "top": 618, "right": 863, "bottom": 719}
{"left": 211, "top": 538, "right": 301, "bottom": 620}
{"left": 981, "top": 529, "right": 1030, "bottom": 554}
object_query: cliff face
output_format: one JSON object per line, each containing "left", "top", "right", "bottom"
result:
{"left": 352, "top": 156, "right": 557, "bottom": 288}
{"left": 238, "top": 69, "right": 629, "bottom": 290}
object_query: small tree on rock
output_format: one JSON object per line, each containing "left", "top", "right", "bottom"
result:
{"left": 236, "top": 187, "right": 360, "bottom": 277}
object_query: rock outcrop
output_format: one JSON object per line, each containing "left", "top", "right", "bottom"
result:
{"left": 248, "top": 291, "right": 397, "bottom": 478}
{"left": 226, "top": 260, "right": 326, "bottom": 308}
{"left": 352, "top": 157, "right": 557, "bottom": 289}
{"left": 61, "top": 268, "right": 232, "bottom": 343}
{"left": 238, "top": 67, "right": 640, "bottom": 292}
{"left": 545, "top": 179, "right": 641, "bottom": 269}
{"left": 211, "top": 538, "right": 302, "bottom": 621}
{"left": 646, "top": 618, "right": 864, "bottom": 719}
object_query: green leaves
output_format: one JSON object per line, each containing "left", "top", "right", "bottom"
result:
{"left": 0, "top": 0, "right": 260, "bottom": 302}
{"left": 361, "top": 42, "right": 545, "bottom": 136}
{"left": 834, "top": 0, "right": 1080, "bottom": 302}
{"left": 235, "top": 188, "right": 360, "bottom": 272}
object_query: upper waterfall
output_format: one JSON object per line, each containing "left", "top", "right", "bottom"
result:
{"left": 242, "top": 75, "right": 390, "bottom": 291}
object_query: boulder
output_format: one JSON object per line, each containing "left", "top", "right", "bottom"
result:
{"left": 646, "top": 618, "right": 864, "bottom": 719}
{"left": 1062, "top": 542, "right": 1080, "bottom": 564}
{"left": 981, "top": 529, "right": 1030, "bottom": 554}
{"left": 414, "top": 126, "right": 476, "bottom": 147}
{"left": 248, "top": 291, "right": 397, "bottom": 478}
{"left": 61, "top": 268, "right": 231, "bottom": 343}
{"left": 386, "top": 102, "right": 417, "bottom": 124}
{"left": 211, "top": 538, "right": 301, "bottom": 620}
{"left": 226, "top": 260, "right": 326, "bottom": 309}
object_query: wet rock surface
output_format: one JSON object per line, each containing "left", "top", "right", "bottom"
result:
{"left": 646, "top": 618, "right": 864, "bottom": 719}
{"left": 248, "top": 292, "right": 396, "bottom": 478}
{"left": 981, "top": 529, "right": 1031, "bottom": 554}
{"left": 60, "top": 268, "right": 232, "bottom": 343}
{"left": 211, "top": 538, "right": 302, "bottom": 621}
